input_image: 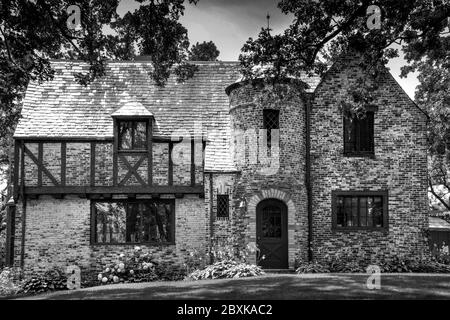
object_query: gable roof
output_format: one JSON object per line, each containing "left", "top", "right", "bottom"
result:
{"left": 313, "top": 50, "right": 428, "bottom": 119}
{"left": 14, "top": 60, "right": 320, "bottom": 172}
{"left": 111, "top": 101, "right": 154, "bottom": 118}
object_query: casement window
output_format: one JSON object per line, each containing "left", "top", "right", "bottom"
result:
{"left": 343, "top": 111, "right": 375, "bottom": 156}
{"left": 263, "top": 109, "right": 280, "bottom": 150}
{"left": 118, "top": 120, "right": 148, "bottom": 151}
{"left": 216, "top": 194, "right": 229, "bottom": 219}
{"left": 91, "top": 200, "right": 175, "bottom": 244}
{"left": 332, "top": 191, "right": 388, "bottom": 230}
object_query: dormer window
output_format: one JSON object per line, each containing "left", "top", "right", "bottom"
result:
{"left": 118, "top": 120, "right": 148, "bottom": 151}
{"left": 111, "top": 102, "right": 154, "bottom": 153}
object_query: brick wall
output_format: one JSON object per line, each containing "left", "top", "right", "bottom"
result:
{"left": 13, "top": 195, "right": 207, "bottom": 278}
{"left": 227, "top": 82, "right": 309, "bottom": 267}
{"left": 310, "top": 53, "right": 429, "bottom": 263}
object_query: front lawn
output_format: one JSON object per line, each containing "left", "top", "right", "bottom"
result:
{"left": 15, "top": 273, "right": 450, "bottom": 300}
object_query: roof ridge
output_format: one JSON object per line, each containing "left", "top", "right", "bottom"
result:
{"left": 49, "top": 59, "right": 240, "bottom": 65}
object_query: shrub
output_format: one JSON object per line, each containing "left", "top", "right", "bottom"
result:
{"left": 97, "top": 246, "right": 187, "bottom": 285}
{"left": 0, "top": 267, "right": 22, "bottom": 296}
{"left": 20, "top": 268, "right": 67, "bottom": 294}
{"left": 185, "top": 237, "right": 265, "bottom": 281}
{"left": 379, "top": 256, "right": 450, "bottom": 273}
{"left": 186, "top": 260, "right": 264, "bottom": 280}
{"left": 183, "top": 248, "right": 206, "bottom": 275}
{"left": 431, "top": 242, "right": 450, "bottom": 265}
{"left": 295, "top": 262, "right": 330, "bottom": 274}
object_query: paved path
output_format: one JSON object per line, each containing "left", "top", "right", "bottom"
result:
{"left": 17, "top": 273, "right": 450, "bottom": 300}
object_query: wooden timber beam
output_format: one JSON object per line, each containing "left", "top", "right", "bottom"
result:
{"left": 24, "top": 185, "right": 204, "bottom": 195}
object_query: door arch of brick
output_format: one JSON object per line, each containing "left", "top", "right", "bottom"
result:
{"left": 246, "top": 188, "right": 296, "bottom": 269}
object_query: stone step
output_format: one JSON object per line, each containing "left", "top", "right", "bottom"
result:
{"left": 264, "top": 269, "right": 295, "bottom": 274}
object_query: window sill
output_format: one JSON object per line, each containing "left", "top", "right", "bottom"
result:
{"left": 91, "top": 242, "right": 175, "bottom": 246}
{"left": 343, "top": 152, "right": 375, "bottom": 159}
{"left": 118, "top": 150, "right": 148, "bottom": 153}
{"left": 332, "top": 227, "right": 388, "bottom": 233}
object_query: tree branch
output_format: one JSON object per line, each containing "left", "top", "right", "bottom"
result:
{"left": 429, "top": 176, "right": 450, "bottom": 211}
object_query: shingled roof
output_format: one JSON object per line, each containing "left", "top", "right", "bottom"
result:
{"left": 14, "top": 60, "right": 321, "bottom": 171}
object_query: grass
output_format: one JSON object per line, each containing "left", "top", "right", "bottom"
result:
{"left": 13, "top": 273, "right": 450, "bottom": 300}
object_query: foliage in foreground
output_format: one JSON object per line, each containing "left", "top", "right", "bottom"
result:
{"left": 0, "top": 268, "right": 22, "bottom": 296}
{"left": 296, "top": 245, "right": 450, "bottom": 274}
{"left": 97, "top": 246, "right": 186, "bottom": 286}
{"left": 185, "top": 236, "right": 265, "bottom": 280}
{"left": 19, "top": 268, "right": 67, "bottom": 294}
{"left": 186, "top": 260, "right": 264, "bottom": 280}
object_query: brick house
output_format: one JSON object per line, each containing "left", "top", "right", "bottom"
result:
{"left": 4, "top": 52, "right": 430, "bottom": 276}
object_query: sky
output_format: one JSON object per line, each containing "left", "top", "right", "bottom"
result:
{"left": 117, "top": 0, "right": 419, "bottom": 99}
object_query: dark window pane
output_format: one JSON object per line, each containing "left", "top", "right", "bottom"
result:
{"left": 263, "top": 109, "right": 279, "bottom": 151}
{"left": 336, "top": 197, "right": 344, "bottom": 227}
{"left": 95, "top": 202, "right": 126, "bottom": 243}
{"left": 118, "top": 120, "right": 148, "bottom": 150}
{"left": 263, "top": 109, "right": 279, "bottom": 130}
{"left": 134, "top": 122, "right": 147, "bottom": 149}
{"left": 344, "top": 197, "right": 352, "bottom": 227}
{"left": 119, "top": 121, "right": 133, "bottom": 150}
{"left": 359, "top": 113, "right": 374, "bottom": 152}
{"left": 367, "top": 197, "right": 373, "bottom": 227}
{"left": 343, "top": 112, "right": 374, "bottom": 154}
{"left": 359, "top": 197, "right": 368, "bottom": 227}
{"left": 334, "top": 193, "right": 385, "bottom": 229}
{"left": 344, "top": 118, "right": 355, "bottom": 153}
{"left": 126, "top": 203, "right": 141, "bottom": 242}
{"left": 351, "top": 197, "right": 358, "bottom": 227}
{"left": 262, "top": 205, "right": 282, "bottom": 238}
{"left": 217, "top": 195, "right": 229, "bottom": 218}
{"left": 373, "top": 197, "right": 383, "bottom": 227}
{"left": 94, "top": 200, "right": 173, "bottom": 244}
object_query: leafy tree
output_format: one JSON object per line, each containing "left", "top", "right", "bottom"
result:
{"left": 0, "top": 0, "right": 199, "bottom": 157}
{"left": 0, "top": 0, "right": 200, "bottom": 241}
{"left": 189, "top": 41, "right": 220, "bottom": 61}
{"left": 239, "top": 0, "right": 449, "bottom": 115}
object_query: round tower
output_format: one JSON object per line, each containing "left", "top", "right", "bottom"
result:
{"left": 226, "top": 79, "right": 309, "bottom": 269}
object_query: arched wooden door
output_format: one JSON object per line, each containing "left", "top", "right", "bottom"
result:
{"left": 256, "top": 199, "right": 288, "bottom": 269}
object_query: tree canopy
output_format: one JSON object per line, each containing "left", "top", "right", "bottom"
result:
{"left": 240, "top": 0, "right": 449, "bottom": 116}
{"left": 189, "top": 41, "right": 220, "bottom": 61}
{"left": 0, "top": 0, "right": 199, "bottom": 163}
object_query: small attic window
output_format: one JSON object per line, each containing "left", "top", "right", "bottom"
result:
{"left": 118, "top": 120, "right": 148, "bottom": 151}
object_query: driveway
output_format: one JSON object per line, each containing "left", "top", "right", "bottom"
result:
{"left": 17, "top": 273, "right": 450, "bottom": 300}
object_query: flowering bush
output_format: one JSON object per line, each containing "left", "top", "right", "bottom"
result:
{"left": 0, "top": 267, "right": 22, "bottom": 296}
{"left": 97, "top": 247, "right": 159, "bottom": 285}
{"left": 186, "top": 260, "right": 264, "bottom": 280}
{"left": 97, "top": 246, "right": 186, "bottom": 285}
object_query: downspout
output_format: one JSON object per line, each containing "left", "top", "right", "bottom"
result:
{"left": 305, "top": 93, "right": 313, "bottom": 262}
{"left": 20, "top": 140, "right": 27, "bottom": 271}
{"left": 209, "top": 173, "right": 214, "bottom": 263}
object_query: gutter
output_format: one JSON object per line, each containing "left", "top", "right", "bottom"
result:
{"left": 305, "top": 93, "right": 313, "bottom": 262}
{"left": 209, "top": 173, "right": 214, "bottom": 263}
